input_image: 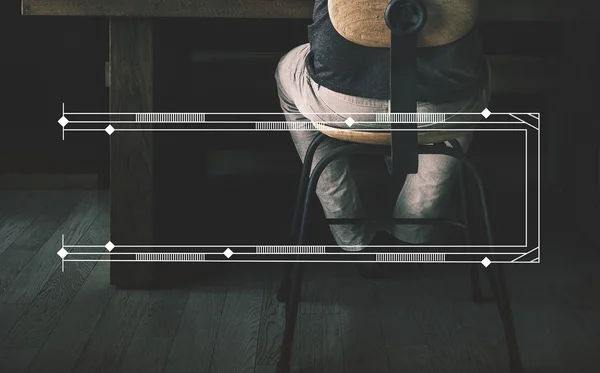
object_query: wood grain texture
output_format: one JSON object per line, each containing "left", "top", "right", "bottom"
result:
{"left": 209, "top": 265, "right": 265, "bottom": 373}
{"left": 329, "top": 0, "right": 477, "bottom": 48}
{"left": 21, "top": 0, "right": 598, "bottom": 21}
{"left": 0, "top": 191, "right": 31, "bottom": 227}
{"left": 299, "top": 264, "right": 340, "bottom": 314}
{"left": 0, "top": 346, "right": 39, "bottom": 373}
{"left": 118, "top": 335, "right": 174, "bottom": 373}
{"left": 118, "top": 289, "right": 189, "bottom": 372}
{"left": 164, "top": 283, "right": 227, "bottom": 373}
{"left": 0, "top": 304, "right": 27, "bottom": 343}
{"left": 1, "top": 192, "right": 598, "bottom": 373}
{"left": 0, "top": 191, "right": 103, "bottom": 304}
{"left": 92, "top": 203, "right": 110, "bottom": 227}
{"left": 0, "top": 192, "right": 84, "bottom": 299}
{"left": 0, "top": 192, "right": 50, "bottom": 256}
{"left": 336, "top": 266, "right": 390, "bottom": 373}
{"left": 255, "top": 270, "right": 286, "bottom": 365}
{"left": 293, "top": 314, "right": 344, "bottom": 373}
{"left": 71, "top": 290, "right": 152, "bottom": 373}
{"left": 255, "top": 365, "right": 278, "bottom": 373}
{"left": 377, "top": 269, "right": 506, "bottom": 373}
{"left": 1, "top": 225, "right": 108, "bottom": 348}
{"left": 26, "top": 262, "right": 115, "bottom": 373}
{"left": 109, "top": 18, "right": 156, "bottom": 289}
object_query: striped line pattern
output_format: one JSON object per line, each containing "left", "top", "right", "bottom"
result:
{"left": 376, "top": 113, "right": 446, "bottom": 123}
{"left": 256, "top": 246, "right": 326, "bottom": 254}
{"left": 255, "top": 121, "right": 314, "bottom": 130}
{"left": 376, "top": 253, "right": 445, "bottom": 262}
{"left": 135, "top": 253, "right": 205, "bottom": 262}
{"left": 135, "top": 113, "right": 205, "bottom": 123}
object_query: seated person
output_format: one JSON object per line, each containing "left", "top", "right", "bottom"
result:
{"left": 275, "top": 0, "right": 491, "bottom": 250}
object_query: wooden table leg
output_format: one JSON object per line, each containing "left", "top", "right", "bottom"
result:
{"left": 108, "top": 17, "right": 156, "bottom": 288}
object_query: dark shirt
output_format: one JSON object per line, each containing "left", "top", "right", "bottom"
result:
{"left": 305, "top": 0, "right": 488, "bottom": 104}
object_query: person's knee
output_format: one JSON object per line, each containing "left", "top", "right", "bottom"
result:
{"left": 274, "top": 48, "right": 293, "bottom": 84}
{"left": 274, "top": 51, "right": 293, "bottom": 98}
{"left": 274, "top": 44, "right": 309, "bottom": 84}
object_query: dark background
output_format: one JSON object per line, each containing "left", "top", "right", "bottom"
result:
{"left": 0, "top": 0, "right": 595, "bottom": 246}
{"left": 1, "top": 1, "right": 599, "bottom": 372}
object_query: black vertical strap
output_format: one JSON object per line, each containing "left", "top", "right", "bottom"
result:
{"left": 390, "top": 32, "right": 419, "bottom": 175}
{"left": 385, "top": 0, "right": 427, "bottom": 176}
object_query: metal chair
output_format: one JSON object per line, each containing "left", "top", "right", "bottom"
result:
{"left": 275, "top": 1, "right": 523, "bottom": 372}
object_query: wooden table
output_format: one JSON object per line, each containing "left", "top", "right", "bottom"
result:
{"left": 22, "top": 0, "right": 598, "bottom": 288}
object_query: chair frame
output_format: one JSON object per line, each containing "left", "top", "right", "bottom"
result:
{"left": 275, "top": 135, "right": 523, "bottom": 373}
{"left": 275, "top": 0, "right": 523, "bottom": 371}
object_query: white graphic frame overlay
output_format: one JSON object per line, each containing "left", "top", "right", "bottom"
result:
{"left": 56, "top": 104, "right": 540, "bottom": 270}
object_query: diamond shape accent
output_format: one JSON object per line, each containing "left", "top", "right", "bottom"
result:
{"left": 58, "top": 116, "right": 69, "bottom": 127}
{"left": 223, "top": 248, "right": 233, "bottom": 258}
{"left": 345, "top": 117, "right": 355, "bottom": 127}
{"left": 57, "top": 248, "right": 68, "bottom": 259}
{"left": 481, "top": 108, "right": 491, "bottom": 118}
{"left": 105, "top": 241, "right": 115, "bottom": 251}
{"left": 481, "top": 257, "right": 491, "bottom": 267}
{"left": 105, "top": 125, "right": 115, "bottom": 135}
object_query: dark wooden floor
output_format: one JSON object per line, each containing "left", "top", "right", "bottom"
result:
{"left": 0, "top": 190, "right": 598, "bottom": 373}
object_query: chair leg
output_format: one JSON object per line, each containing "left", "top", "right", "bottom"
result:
{"left": 462, "top": 154, "right": 523, "bottom": 373}
{"left": 290, "top": 133, "right": 328, "bottom": 239}
{"left": 277, "top": 144, "right": 380, "bottom": 372}
{"left": 277, "top": 264, "right": 293, "bottom": 303}
{"left": 451, "top": 141, "right": 484, "bottom": 303}
{"left": 459, "top": 166, "right": 485, "bottom": 303}
{"left": 278, "top": 133, "right": 328, "bottom": 303}
{"left": 485, "top": 266, "right": 523, "bottom": 373}
{"left": 297, "top": 144, "right": 380, "bottom": 245}
{"left": 433, "top": 144, "right": 523, "bottom": 372}
{"left": 277, "top": 262, "right": 303, "bottom": 373}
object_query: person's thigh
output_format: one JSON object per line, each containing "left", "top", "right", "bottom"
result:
{"left": 391, "top": 65, "right": 492, "bottom": 243}
{"left": 275, "top": 43, "right": 491, "bottom": 245}
{"left": 275, "top": 44, "right": 390, "bottom": 127}
{"left": 275, "top": 44, "right": 378, "bottom": 248}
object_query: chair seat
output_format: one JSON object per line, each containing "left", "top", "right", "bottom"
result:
{"left": 312, "top": 122, "right": 472, "bottom": 146}
{"left": 328, "top": 0, "right": 479, "bottom": 48}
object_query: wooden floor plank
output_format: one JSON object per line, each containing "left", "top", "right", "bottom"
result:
{"left": 26, "top": 261, "right": 115, "bottom": 373}
{"left": 255, "top": 365, "right": 277, "bottom": 373}
{"left": 209, "top": 264, "right": 265, "bottom": 373}
{"left": 0, "top": 191, "right": 104, "bottom": 304}
{"left": 376, "top": 273, "right": 437, "bottom": 373}
{"left": 451, "top": 298, "right": 505, "bottom": 373}
{"left": 337, "top": 265, "right": 389, "bottom": 373}
{"left": 0, "top": 191, "right": 31, "bottom": 226}
{"left": 300, "top": 264, "right": 340, "bottom": 314}
{"left": 91, "top": 195, "right": 110, "bottom": 227}
{"left": 1, "top": 225, "right": 109, "bottom": 347}
{"left": 164, "top": 279, "right": 228, "bottom": 373}
{"left": 255, "top": 268, "right": 286, "bottom": 366}
{"left": 0, "top": 191, "right": 598, "bottom": 373}
{"left": 555, "top": 307, "right": 600, "bottom": 372}
{"left": 0, "top": 346, "right": 39, "bottom": 373}
{"left": 377, "top": 269, "right": 503, "bottom": 373}
{"left": 0, "top": 191, "right": 84, "bottom": 295}
{"left": 119, "top": 289, "right": 189, "bottom": 373}
{"left": 0, "top": 304, "right": 27, "bottom": 343}
{"left": 0, "top": 191, "right": 55, "bottom": 256}
{"left": 507, "top": 262, "right": 600, "bottom": 372}
{"left": 119, "top": 335, "right": 174, "bottom": 373}
{"left": 294, "top": 314, "right": 344, "bottom": 373}
{"left": 71, "top": 290, "right": 152, "bottom": 373}
{"left": 133, "top": 289, "right": 190, "bottom": 338}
